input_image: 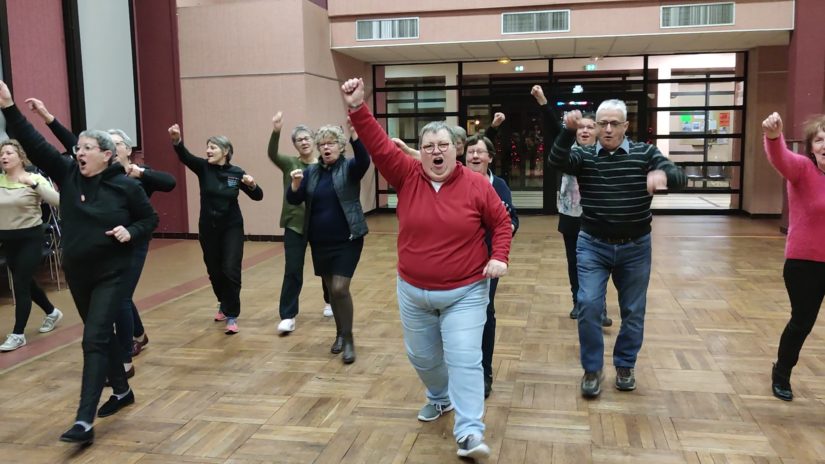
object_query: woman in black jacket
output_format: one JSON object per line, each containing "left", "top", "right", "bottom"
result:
{"left": 24, "top": 98, "right": 176, "bottom": 373}
{"left": 0, "top": 81, "right": 159, "bottom": 445}
{"left": 168, "top": 123, "right": 263, "bottom": 334}
{"left": 286, "top": 122, "right": 369, "bottom": 364}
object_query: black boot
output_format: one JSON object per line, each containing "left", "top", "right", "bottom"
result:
{"left": 772, "top": 362, "right": 793, "bottom": 401}
{"left": 330, "top": 335, "right": 344, "bottom": 354}
{"left": 342, "top": 334, "right": 356, "bottom": 364}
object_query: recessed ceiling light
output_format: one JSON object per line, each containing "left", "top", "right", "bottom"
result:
{"left": 498, "top": 57, "right": 511, "bottom": 64}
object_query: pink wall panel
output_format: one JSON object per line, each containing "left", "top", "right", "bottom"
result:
{"left": 6, "top": 0, "right": 71, "bottom": 148}
{"left": 133, "top": 0, "right": 188, "bottom": 232}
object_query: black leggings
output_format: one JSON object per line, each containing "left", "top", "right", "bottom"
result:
{"left": 3, "top": 234, "right": 55, "bottom": 334}
{"left": 776, "top": 259, "right": 825, "bottom": 373}
{"left": 199, "top": 225, "right": 244, "bottom": 318}
{"left": 322, "top": 275, "right": 354, "bottom": 338}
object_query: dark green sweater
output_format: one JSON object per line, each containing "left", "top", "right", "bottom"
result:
{"left": 548, "top": 129, "right": 686, "bottom": 239}
{"left": 267, "top": 130, "right": 315, "bottom": 234}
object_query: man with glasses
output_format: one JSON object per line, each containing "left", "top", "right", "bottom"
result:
{"left": 549, "top": 99, "right": 686, "bottom": 399}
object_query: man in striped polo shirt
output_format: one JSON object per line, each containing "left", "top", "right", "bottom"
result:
{"left": 548, "top": 99, "right": 686, "bottom": 398}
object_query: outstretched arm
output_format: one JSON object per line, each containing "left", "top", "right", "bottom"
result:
{"left": 0, "top": 82, "right": 72, "bottom": 181}
{"left": 547, "top": 110, "right": 584, "bottom": 175}
{"left": 762, "top": 112, "right": 810, "bottom": 184}
{"left": 26, "top": 98, "right": 78, "bottom": 152}
{"left": 341, "top": 77, "right": 416, "bottom": 190}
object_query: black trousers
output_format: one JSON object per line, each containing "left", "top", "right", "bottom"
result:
{"left": 66, "top": 267, "right": 130, "bottom": 424}
{"left": 199, "top": 224, "right": 244, "bottom": 318}
{"left": 481, "top": 277, "right": 499, "bottom": 381}
{"left": 115, "top": 240, "right": 149, "bottom": 363}
{"left": 3, "top": 235, "right": 55, "bottom": 334}
{"left": 279, "top": 228, "right": 330, "bottom": 319}
{"left": 562, "top": 231, "right": 579, "bottom": 305}
{"left": 776, "top": 259, "right": 825, "bottom": 372}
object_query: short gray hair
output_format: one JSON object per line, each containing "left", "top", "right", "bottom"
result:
{"left": 291, "top": 124, "right": 314, "bottom": 144}
{"left": 452, "top": 125, "right": 467, "bottom": 143}
{"left": 78, "top": 130, "right": 116, "bottom": 164}
{"left": 315, "top": 125, "right": 347, "bottom": 151}
{"left": 419, "top": 121, "right": 456, "bottom": 146}
{"left": 596, "top": 99, "right": 628, "bottom": 121}
{"left": 207, "top": 135, "right": 234, "bottom": 162}
{"left": 107, "top": 128, "right": 134, "bottom": 149}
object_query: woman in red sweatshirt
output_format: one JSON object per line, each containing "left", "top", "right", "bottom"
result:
{"left": 762, "top": 112, "right": 825, "bottom": 402}
{"left": 342, "top": 78, "right": 511, "bottom": 461}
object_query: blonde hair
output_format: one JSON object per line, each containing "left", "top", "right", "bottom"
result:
{"left": 0, "top": 139, "right": 31, "bottom": 168}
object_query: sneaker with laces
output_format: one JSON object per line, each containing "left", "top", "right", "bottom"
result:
{"left": 39, "top": 308, "right": 63, "bottom": 333}
{"left": 615, "top": 367, "right": 636, "bottom": 391}
{"left": 277, "top": 318, "right": 296, "bottom": 334}
{"left": 214, "top": 302, "right": 226, "bottom": 321}
{"left": 322, "top": 303, "right": 333, "bottom": 317}
{"left": 225, "top": 318, "right": 238, "bottom": 334}
{"left": 417, "top": 402, "right": 454, "bottom": 422}
{"left": 0, "top": 334, "right": 26, "bottom": 352}
{"left": 456, "top": 434, "right": 491, "bottom": 460}
{"left": 581, "top": 370, "right": 604, "bottom": 398}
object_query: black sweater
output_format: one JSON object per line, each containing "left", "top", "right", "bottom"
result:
{"left": 2, "top": 104, "right": 159, "bottom": 271}
{"left": 173, "top": 142, "right": 263, "bottom": 228}
{"left": 46, "top": 117, "right": 177, "bottom": 198}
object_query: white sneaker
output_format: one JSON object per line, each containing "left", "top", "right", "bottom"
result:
{"left": 39, "top": 308, "right": 64, "bottom": 333}
{"left": 322, "top": 304, "right": 333, "bottom": 317}
{"left": 0, "top": 334, "right": 26, "bottom": 352}
{"left": 277, "top": 318, "right": 296, "bottom": 333}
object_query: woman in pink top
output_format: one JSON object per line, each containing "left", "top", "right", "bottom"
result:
{"left": 762, "top": 112, "right": 825, "bottom": 402}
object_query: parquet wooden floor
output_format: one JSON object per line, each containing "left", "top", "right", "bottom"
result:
{"left": 1, "top": 215, "right": 822, "bottom": 463}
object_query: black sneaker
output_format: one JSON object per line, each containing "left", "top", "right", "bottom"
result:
{"left": 615, "top": 367, "right": 636, "bottom": 391}
{"left": 59, "top": 424, "right": 94, "bottom": 445}
{"left": 601, "top": 314, "right": 613, "bottom": 327}
{"left": 97, "top": 390, "right": 135, "bottom": 418}
{"left": 484, "top": 376, "right": 492, "bottom": 399}
{"left": 581, "top": 370, "right": 603, "bottom": 398}
{"left": 569, "top": 305, "right": 579, "bottom": 319}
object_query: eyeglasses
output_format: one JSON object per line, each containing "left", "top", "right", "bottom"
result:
{"left": 466, "top": 149, "right": 489, "bottom": 155}
{"left": 596, "top": 120, "right": 627, "bottom": 128}
{"left": 294, "top": 136, "right": 312, "bottom": 143}
{"left": 114, "top": 141, "right": 127, "bottom": 147}
{"left": 72, "top": 144, "right": 101, "bottom": 154}
{"left": 420, "top": 142, "right": 451, "bottom": 154}
{"left": 318, "top": 142, "right": 338, "bottom": 148}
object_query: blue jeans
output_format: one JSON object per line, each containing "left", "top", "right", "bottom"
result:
{"left": 397, "top": 276, "right": 489, "bottom": 440}
{"left": 576, "top": 231, "right": 652, "bottom": 373}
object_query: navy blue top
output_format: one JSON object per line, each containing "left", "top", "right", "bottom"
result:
{"left": 308, "top": 166, "right": 350, "bottom": 243}
{"left": 287, "top": 138, "right": 371, "bottom": 243}
{"left": 485, "top": 171, "right": 518, "bottom": 253}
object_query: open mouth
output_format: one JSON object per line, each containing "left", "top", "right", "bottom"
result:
{"left": 78, "top": 159, "right": 87, "bottom": 168}
{"left": 432, "top": 156, "right": 444, "bottom": 167}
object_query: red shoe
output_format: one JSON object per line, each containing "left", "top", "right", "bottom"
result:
{"left": 131, "top": 334, "right": 149, "bottom": 356}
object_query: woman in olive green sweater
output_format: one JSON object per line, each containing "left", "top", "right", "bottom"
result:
{"left": 268, "top": 112, "right": 329, "bottom": 334}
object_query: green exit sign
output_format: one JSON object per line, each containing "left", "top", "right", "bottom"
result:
{"left": 584, "top": 63, "right": 597, "bottom": 71}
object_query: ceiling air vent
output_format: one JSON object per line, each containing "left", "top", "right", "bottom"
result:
{"left": 661, "top": 2, "right": 734, "bottom": 28}
{"left": 356, "top": 18, "right": 419, "bottom": 41}
{"left": 502, "top": 10, "right": 570, "bottom": 35}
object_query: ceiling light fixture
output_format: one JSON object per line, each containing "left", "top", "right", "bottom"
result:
{"left": 498, "top": 57, "right": 511, "bottom": 64}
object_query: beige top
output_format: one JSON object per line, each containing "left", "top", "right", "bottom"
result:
{"left": 0, "top": 173, "right": 60, "bottom": 231}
